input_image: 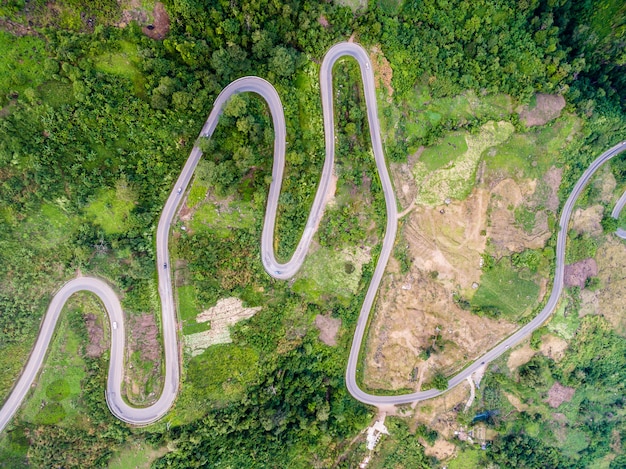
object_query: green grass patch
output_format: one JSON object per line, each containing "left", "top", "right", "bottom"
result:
{"left": 292, "top": 247, "right": 368, "bottom": 304}
{"left": 38, "top": 81, "right": 75, "bottom": 108}
{"left": 187, "top": 344, "right": 259, "bottom": 403}
{"left": 177, "top": 285, "right": 199, "bottom": 321}
{"left": 419, "top": 133, "right": 468, "bottom": 171}
{"left": 189, "top": 201, "right": 255, "bottom": 236}
{"left": 447, "top": 449, "right": 483, "bottom": 469}
{"left": 186, "top": 179, "right": 208, "bottom": 208}
{"left": 108, "top": 442, "right": 168, "bottom": 469}
{"left": 546, "top": 300, "right": 579, "bottom": 340}
{"left": 514, "top": 206, "right": 536, "bottom": 233}
{"left": 182, "top": 321, "right": 210, "bottom": 335}
{"left": 0, "top": 31, "right": 49, "bottom": 105}
{"left": 85, "top": 187, "right": 136, "bottom": 235}
{"left": 484, "top": 114, "right": 581, "bottom": 179}
{"left": 566, "top": 232, "right": 598, "bottom": 264}
{"left": 20, "top": 309, "right": 86, "bottom": 426}
{"left": 413, "top": 121, "right": 514, "bottom": 205}
{"left": 94, "top": 41, "right": 146, "bottom": 96}
{"left": 471, "top": 258, "right": 540, "bottom": 319}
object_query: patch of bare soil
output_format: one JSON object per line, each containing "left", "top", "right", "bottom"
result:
{"left": 125, "top": 313, "right": 162, "bottom": 406}
{"left": 487, "top": 178, "right": 553, "bottom": 255}
{"left": 423, "top": 438, "right": 456, "bottom": 461}
{"left": 0, "top": 18, "right": 38, "bottom": 36}
{"left": 84, "top": 313, "right": 106, "bottom": 358}
{"left": 596, "top": 238, "right": 626, "bottom": 337}
{"left": 369, "top": 45, "right": 393, "bottom": 96}
{"left": 546, "top": 382, "right": 575, "bottom": 408}
{"left": 318, "top": 15, "right": 329, "bottom": 28}
{"left": 504, "top": 391, "right": 528, "bottom": 412}
{"left": 543, "top": 167, "right": 563, "bottom": 212}
{"left": 364, "top": 188, "right": 518, "bottom": 390}
{"left": 507, "top": 342, "right": 535, "bottom": 372}
{"left": 564, "top": 258, "right": 598, "bottom": 288}
{"left": 519, "top": 94, "right": 566, "bottom": 127}
{"left": 390, "top": 146, "right": 423, "bottom": 210}
{"left": 314, "top": 314, "right": 341, "bottom": 346}
{"left": 571, "top": 204, "right": 604, "bottom": 236}
{"left": 116, "top": 0, "right": 148, "bottom": 27}
{"left": 142, "top": 2, "right": 169, "bottom": 39}
{"left": 539, "top": 334, "right": 569, "bottom": 362}
{"left": 412, "top": 383, "right": 470, "bottom": 439}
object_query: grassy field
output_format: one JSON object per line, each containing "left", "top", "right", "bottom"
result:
{"left": 108, "top": 441, "right": 168, "bottom": 469}
{"left": 19, "top": 305, "right": 87, "bottom": 426}
{"left": 483, "top": 114, "right": 581, "bottom": 179}
{"left": 292, "top": 246, "right": 369, "bottom": 304}
{"left": 471, "top": 259, "right": 540, "bottom": 319}
{"left": 189, "top": 201, "right": 255, "bottom": 237}
{"left": 85, "top": 187, "right": 137, "bottom": 235}
{"left": 0, "top": 31, "right": 49, "bottom": 106}
{"left": 419, "top": 133, "right": 468, "bottom": 171}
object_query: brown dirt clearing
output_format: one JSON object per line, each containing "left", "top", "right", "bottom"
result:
{"left": 142, "top": 2, "right": 170, "bottom": 40}
{"left": 519, "top": 94, "right": 566, "bottom": 127}
{"left": 84, "top": 313, "right": 106, "bottom": 358}
{"left": 539, "top": 334, "right": 569, "bottom": 362}
{"left": 412, "top": 383, "right": 470, "bottom": 439}
{"left": 423, "top": 438, "right": 457, "bottom": 461}
{"left": 125, "top": 313, "right": 162, "bottom": 406}
{"left": 546, "top": 382, "right": 575, "bottom": 408}
{"left": 595, "top": 238, "right": 626, "bottom": 336}
{"left": 314, "top": 314, "right": 341, "bottom": 346}
{"left": 507, "top": 342, "right": 535, "bottom": 371}
{"left": 564, "top": 258, "right": 598, "bottom": 288}
{"left": 364, "top": 187, "right": 518, "bottom": 391}
{"left": 571, "top": 204, "right": 604, "bottom": 236}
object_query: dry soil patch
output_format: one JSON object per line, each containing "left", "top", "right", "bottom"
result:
{"left": 539, "top": 334, "right": 569, "bottom": 362}
{"left": 423, "top": 438, "right": 456, "bottom": 461}
{"left": 596, "top": 239, "right": 626, "bottom": 336}
{"left": 519, "top": 94, "right": 566, "bottom": 127}
{"left": 507, "top": 342, "right": 535, "bottom": 371}
{"left": 546, "top": 382, "right": 575, "bottom": 408}
{"left": 84, "top": 313, "right": 106, "bottom": 358}
{"left": 571, "top": 204, "right": 604, "bottom": 236}
{"left": 125, "top": 313, "right": 162, "bottom": 405}
{"left": 142, "top": 2, "right": 169, "bottom": 39}
{"left": 314, "top": 314, "right": 341, "bottom": 346}
{"left": 564, "top": 258, "right": 598, "bottom": 288}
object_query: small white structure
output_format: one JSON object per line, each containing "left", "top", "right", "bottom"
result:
{"left": 366, "top": 419, "right": 389, "bottom": 450}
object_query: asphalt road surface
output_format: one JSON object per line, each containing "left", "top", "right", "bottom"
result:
{"left": 1, "top": 39, "right": 625, "bottom": 433}
{"left": 611, "top": 187, "right": 626, "bottom": 239}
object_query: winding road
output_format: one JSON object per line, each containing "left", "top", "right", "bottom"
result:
{"left": 0, "top": 41, "right": 625, "bottom": 433}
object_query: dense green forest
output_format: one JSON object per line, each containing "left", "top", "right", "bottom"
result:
{"left": 0, "top": 0, "right": 625, "bottom": 467}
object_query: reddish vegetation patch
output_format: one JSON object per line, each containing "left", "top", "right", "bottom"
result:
{"left": 128, "top": 313, "right": 160, "bottom": 363}
{"left": 318, "top": 15, "right": 329, "bottom": 28}
{"left": 84, "top": 313, "right": 106, "bottom": 358}
{"left": 564, "top": 258, "right": 598, "bottom": 288}
{"left": 519, "top": 94, "right": 566, "bottom": 127}
{"left": 142, "top": 2, "right": 169, "bottom": 40}
{"left": 315, "top": 314, "right": 341, "bottom": 346}
{"left": 546, "top": 382, "right": 575, "bottom": 408}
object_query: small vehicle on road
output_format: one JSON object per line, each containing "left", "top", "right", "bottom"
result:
{"left": 177, "top": 187, "right": 182, "bottom": 194}
{"left": 365, "top": 62, "right": 370, "bottom": 69}
{"left": 163, "top": 263, "right": 167, "bottom": 269}
{"left": 112, "top": 321, "right": 118, "bottom": 330}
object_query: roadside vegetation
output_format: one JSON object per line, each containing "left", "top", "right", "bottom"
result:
{"left": 0, "top": 0, "right": 625, "bottom": 467}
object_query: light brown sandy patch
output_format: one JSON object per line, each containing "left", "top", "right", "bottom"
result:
{"left": 412, "top": 383, "right": 470, "bottom": 439}
{"left": 571, "top": 204, "right": 604, "bottom": 236}
{"left": 579, "top": 288, "right": 600, "bottom": 316}
{"left": 543, "top": 167, "right": 563, "bottom": 212}
{"left": 390, "top": 146, "right": 423, "bottom": 209}
{"left": 505, "top": 392, "right": 528, "bottom": 412}
{"left": 594, "top": 166, "right": 617, "bottom": 204}
{"left": 539, "top": 334, "right": 568, "bottom": 362}
{"left": 519, "top": 94, "right": 566, "bottom": 127}
{"left": 85, "top": 313, "right": 106, "bottom": 358}
{"left": 423, "top": 438, "right": 457, "bottom": 461}
{"left": 369, "top": 45, "right": 393, "bottom": 96}
{"left": 596, "top": 239, "right": 626, "bottom": 337}
{"left": 185, "top": 297, "right": 261, "bottom": 356}
{"left": 365, "top": 188, "right": 518, "bottom": 391}
{"left": 314, "top": 314, "right": 341, "bottom": 346}
{"left": 507, "top": 342, "right": 535, "bottom": 371}
{"left": 488, "top": 178, "right": 552, "bottom": 255}
{"left": 546, "top": 382, "right": 575, "bottom": 408}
